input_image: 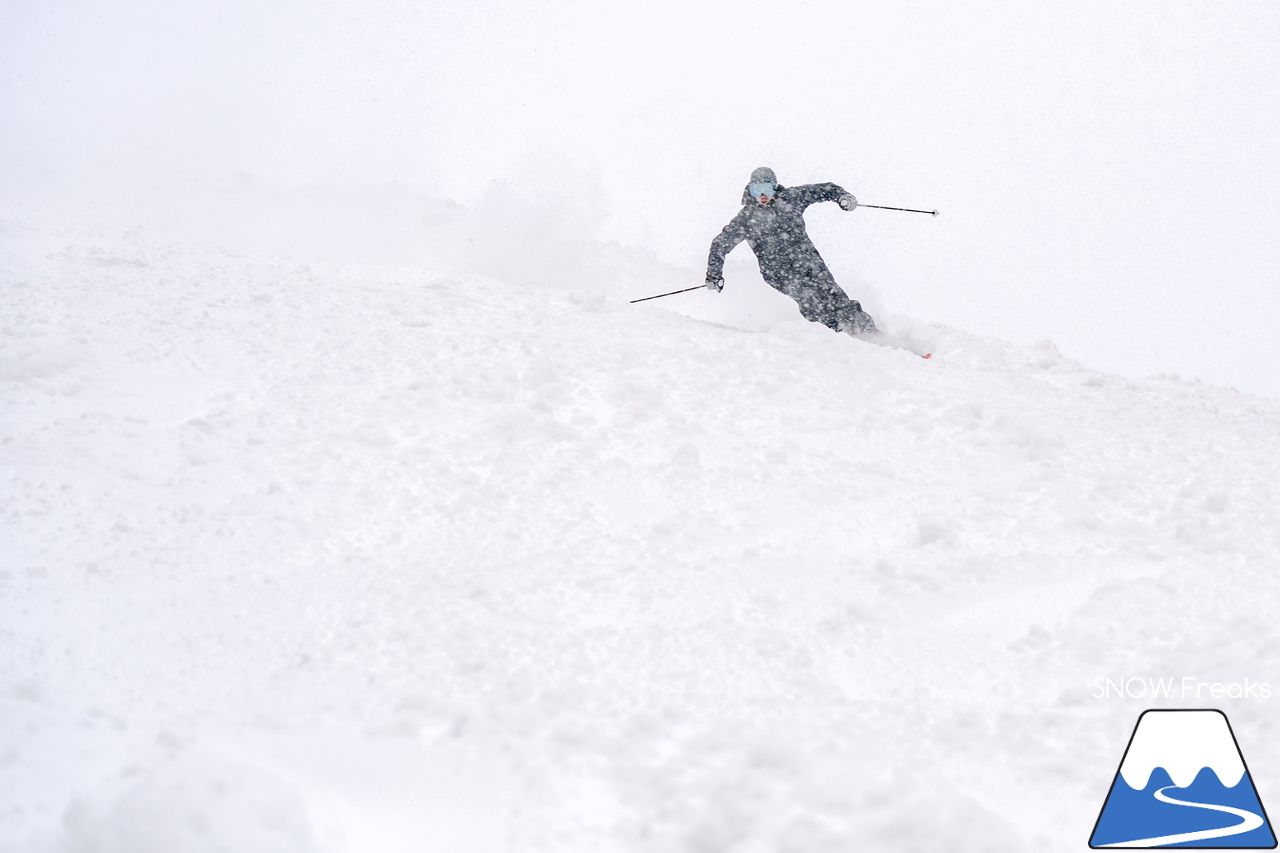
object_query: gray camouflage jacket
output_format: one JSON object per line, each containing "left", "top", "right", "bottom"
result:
{"left": 706, "top": 182, "right": 848, "bottom": 287}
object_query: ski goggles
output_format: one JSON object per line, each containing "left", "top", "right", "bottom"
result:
{"left": 748, "top": 181, "right": 776, "bottom": 199}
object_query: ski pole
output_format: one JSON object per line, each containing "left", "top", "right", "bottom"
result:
{"left": 630, "top": 284, "right": 707, "bottom": 304}
{"left": 858, "top": 202, "right": 939, "bottom": 216}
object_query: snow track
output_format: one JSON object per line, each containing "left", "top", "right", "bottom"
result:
{"left": 1099, "top": 786, "right": 1264, "bottom": 848}
{"left": 4, "top": 224, "right": 1280, "bottom": 853}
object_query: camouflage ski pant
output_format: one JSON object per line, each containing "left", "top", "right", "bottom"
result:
{"left": 770, "top": 273, "right": 876, "bottom": 335}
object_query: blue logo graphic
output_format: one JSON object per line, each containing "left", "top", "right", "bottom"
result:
{"left": 1090, "top": 709, "right": 1276, "bottom": 848}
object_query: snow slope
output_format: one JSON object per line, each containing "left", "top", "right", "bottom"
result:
{"left": 4, "top": 221, "right": 1280, "bottom": 853}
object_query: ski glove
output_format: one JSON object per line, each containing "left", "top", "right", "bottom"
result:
{"left": 838, "top": 193, "right": 858, "bottom": 211}
{"left": 705, "top": 275, "right": 724, "bottom": 292}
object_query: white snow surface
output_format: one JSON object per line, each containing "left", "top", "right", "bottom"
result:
{"left": 5, "top": 221, "right": 1280, "bottom": 853}
{"left": 1118, "top": 710, "right": 1245, "bottom": 790}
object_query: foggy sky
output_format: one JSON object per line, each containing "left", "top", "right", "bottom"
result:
{"left": 4, "top": 0, "right": 1279, "bottom": 396}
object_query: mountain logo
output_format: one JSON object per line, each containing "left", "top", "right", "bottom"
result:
{"left": 1090, "top": 709, "right": 1276, "bottom": 848}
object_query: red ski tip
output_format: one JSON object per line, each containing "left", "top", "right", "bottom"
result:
{"left": 922, "top": 353, "right": 932, "bottom": 359}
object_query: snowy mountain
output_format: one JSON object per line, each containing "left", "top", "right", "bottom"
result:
{"left": 5, "top": 220, "right": 1280, "bottom": 853}
{"left": 1091, "top": 710, "right": 1275, "bottom": 848}
{"left": 1119, "top": 710, "right": 1246, "bottom": 790}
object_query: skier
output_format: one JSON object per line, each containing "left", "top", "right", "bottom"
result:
{"left": 705, "top": 167, "right": 876, "bottom": 336}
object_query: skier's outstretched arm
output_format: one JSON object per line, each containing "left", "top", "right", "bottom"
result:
{"left": 705, "top": 209, "right": 749, "bottom": 290}
{"left": 789, "top": 182, "right": 856, "bottom": 211}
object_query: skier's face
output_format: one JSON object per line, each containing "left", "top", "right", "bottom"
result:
{"left": 755, "top": 193, "right": 772, "bottom": 206}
